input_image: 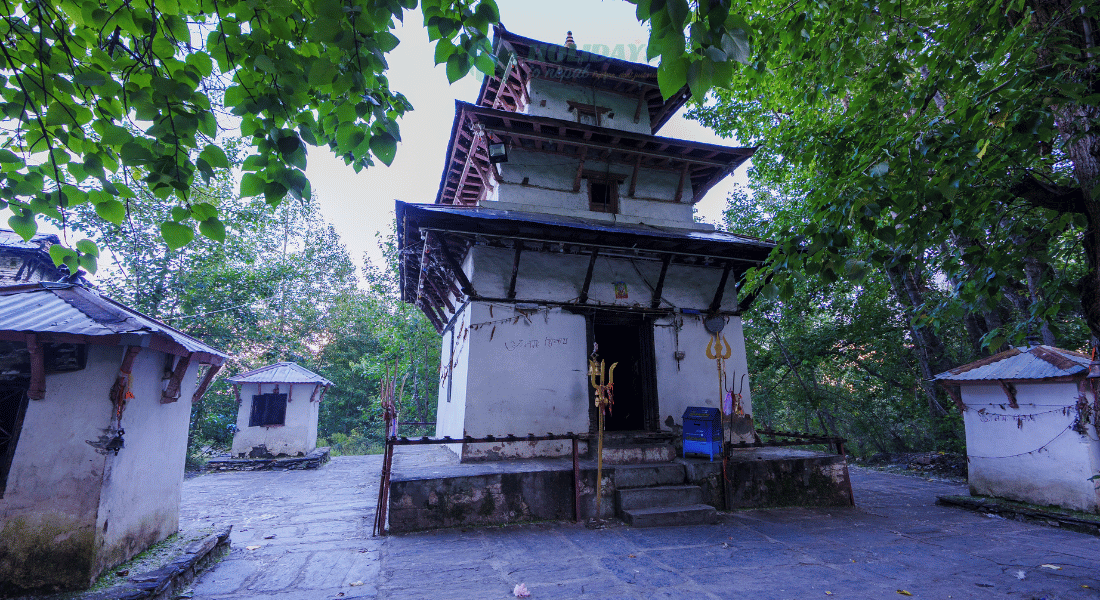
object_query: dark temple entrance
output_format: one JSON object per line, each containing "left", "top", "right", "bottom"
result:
{"left": 590, "top": 316, "right": 659, "bottom": 433}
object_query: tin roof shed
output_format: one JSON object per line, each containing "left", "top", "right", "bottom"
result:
{"left": 227, "top": 362, "right": 333, "bottom": 387}
{"left": 934, "top": 345, "right": 1093, "bottom": 382}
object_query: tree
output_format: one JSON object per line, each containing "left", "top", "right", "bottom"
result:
{"left": 0, "top": 0, "right": 503, "bottom": 265}
{"left": 690, "top": 0, "right": 1099, "bottom": 344}
{"left": 1, "top": 0, "right": 758, "bottom": 265}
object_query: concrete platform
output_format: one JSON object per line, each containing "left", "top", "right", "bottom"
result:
{"left": 179, "top": 453, "right": 1100, "bottom": 600}
{"left": 386, "top": 446, "right": 853, "bottom": 533}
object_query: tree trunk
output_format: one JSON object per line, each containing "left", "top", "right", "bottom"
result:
{"left": 886, "top": 263, "right": 951, "bottom": 419}
{"left": 1029, "top": 0, "right": 1100, "bottom": 340}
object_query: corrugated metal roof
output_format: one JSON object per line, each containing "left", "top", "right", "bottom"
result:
{"left": 934, "top": 345, "right": 1092, "bottom": 382}
{"left": 0, "top": 282, "right": 227, "bottom": 362}
{"left": 227, "top": 362, "right": 332, "bottom": 386}
{"left": 0, "top": 229, "right": 59, "bottom": 251}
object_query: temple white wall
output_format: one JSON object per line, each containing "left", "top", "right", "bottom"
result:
{"left": 482, "top": 148, "right": 697, "bottom": 228}
{"left": 466, "top": 245, "right": 742, "bottom": 313}
{"left": 524, "top": 78, "right": 652, "bottom": 134}
{"left": 960, "top": 382, "right": 1100, "bottom": 512}
{"left": 652, "top": 314, "right": 752, "bottom": 431}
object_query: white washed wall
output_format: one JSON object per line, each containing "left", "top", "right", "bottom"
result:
{"left": 482, "top": 149, "right": 698, "bottom": 228}
{"left": 0, "top": 344, "right": 197, "bottom": 588}
{"left": 436, "top": 304, "right": 472, "bottom": 456}
{"left": 458, "top": 303, "right": 589, "bottom": 459}
{"left": 467, "top": 245, "right": 742, "bottom": 312}
{"left": 653, "top": 314, "right": 752, "bottom": 429}
{"left": 524, "top": 78, "right": 651, "bottom": 134}
{"left": 961, "top": 382, "right": 1100, "bottom": 512}
{"left": 96, "top": 350, "right": 198, "bottom": 571}
{"left": 231, "top": 382, "right": 321, "bottom": 457}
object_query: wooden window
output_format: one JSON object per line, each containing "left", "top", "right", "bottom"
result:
{"left": 567, "top": 100, "right": 611, "bottom": 127}
{"left": 0, "top": 383, "right": 29, "bottom": 498}
{"left": 588, "top": 178, "right": 619, "bottom": 213}
{"left": 249, "top": 393, "right": 287, "bottom": 427}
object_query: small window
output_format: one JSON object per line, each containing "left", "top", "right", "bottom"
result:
{"left": 249, "top": 393, "right": 287, "bottom": 427}
{"left": 588, "top": 179, "right": 618, "bottom": 213}
{"left": 567, "top": 101, "right": 610, "bottom": 127}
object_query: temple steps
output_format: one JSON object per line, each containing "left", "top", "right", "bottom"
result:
{"left": 614, "top": 463, "right": 718, "bottom": 527}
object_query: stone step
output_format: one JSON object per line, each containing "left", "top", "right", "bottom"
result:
{"left": 613, "top": 463, "right": 686, "bottom": 489}
{"left": 621, "top": 504, "right": 718, "bottom": 527}
{"left": 617, "top": 485, "right": 703, "bottom": 511}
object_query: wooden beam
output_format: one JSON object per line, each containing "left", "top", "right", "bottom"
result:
{"left": 507, "top": 244, "right": 523, "bottom": 299}
{"left": 674, "top": 162, "right": 690, "bottom": 203}
{"left": 161, "top": 353, "right": 192, "bottom": 404}
{"left": 438, "top": 236, "right": 476, "bottom": 297}
{"left": 493, "top": 55, "right": 517, "bottom": 110}
{"left": 26, "top": 334, "right": 45, "bottom": 400}
{"left": 191, "top": 363, "right": 223, "bottom": 403}
{"left": 425, "top": 273, "right": 456, "bottom": 313}
{"left": 650, "top": 254, "right": 672, "bottom": 309}
{"left": 999, "top": 380, "right": 1019, "bottom": 408}
{"left": 415, "top": 236, "right": 431, "bottom": 305}
{"left": 572, "top": 147, "right": 588, "bottom": 193}
{"left": 579, "top": 248, "right": 600, "bottom": 304}
{"left": 634, "top": 89, "right": 646, "bottom": 123}
{"left": 708, "top": 263, "right": 733, "bottom": 313}
{"left": 629, "top": 154, "right": 641, "bottom": 197}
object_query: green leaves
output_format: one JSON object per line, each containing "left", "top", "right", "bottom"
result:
{"left": 2, "top": 0, "right": 498, "bottom": 254}
{"left": 161, "top": 221, "right": 195, "bottom": 250}
{"left": 369, "top": 133, "right": 398, "bottom": 166}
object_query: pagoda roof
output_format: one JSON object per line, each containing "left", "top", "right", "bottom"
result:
{"left": 476, "top": 25, "right": 689, "bottom": 134}
{"left": 436, "top": 101, "right": 755, "bottom": 207}
{"left": 396, "top": 200, "right": 774, "bottom": 331}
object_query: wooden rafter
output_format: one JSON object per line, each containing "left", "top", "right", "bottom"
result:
{"left": 26, "top": 334, "right": 45, "bottom": 400}
{"left": 629, "top": 154, "right": 642, "bottom": 197}
{"left": 674, "top": 163, "right": 690, "bottom": 203}
{"left": 161, "top": 353, "right": 192, "bottom": 404}
{"left": 572, "top": 147, "right": 588, "bottom": 192}
{"left": 651, "top": 254, "right": 672, "bottom": 309}
{"left": 507, "top": 244, "right": 523, "bottom": 299}
{"left": 579, "top": 248, "right": 599, "bottom": 304}
{"left": 708, "top": 263, "right": 733, "bottom": 313}
{"left": 191, "top": 363, "right": 223, "bottom": 403}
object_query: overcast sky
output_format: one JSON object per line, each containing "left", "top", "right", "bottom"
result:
{"left": 306, "top": 0, "right": 748, "bottom": 273}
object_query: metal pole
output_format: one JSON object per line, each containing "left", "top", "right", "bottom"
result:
{"left": 596, "top": 409, "right": 604, "bottom": 522}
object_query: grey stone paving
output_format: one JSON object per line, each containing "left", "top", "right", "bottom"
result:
{"left": 182, "top": 448, "right": 1100, "bottom": 600}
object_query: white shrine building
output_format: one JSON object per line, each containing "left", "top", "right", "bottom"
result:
{"left": 397, "top": 27, "right": 774, "bottom": 461}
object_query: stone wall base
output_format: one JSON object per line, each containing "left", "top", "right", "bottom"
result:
{"left": 205, "top": 447, "right": 330, "bottom": 472}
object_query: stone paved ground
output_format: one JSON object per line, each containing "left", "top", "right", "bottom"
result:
{"left": 182, "top": 449, "right": 1100, "bottom": 600}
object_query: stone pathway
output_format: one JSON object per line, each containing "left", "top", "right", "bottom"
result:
{"left": 182, "top": 449, "right": 1100, "bottom": 599}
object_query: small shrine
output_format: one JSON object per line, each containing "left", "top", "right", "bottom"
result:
{"left": 227, "top": 362, "right": 332, "bottom": 459}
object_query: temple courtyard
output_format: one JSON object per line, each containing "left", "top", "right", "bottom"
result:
{"left": 179, "top": 448, "right": 1100, "bottom": 600}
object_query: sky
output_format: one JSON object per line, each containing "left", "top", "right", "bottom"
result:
{"left": 305, "top": 0, "right": 749, "bottom": 272}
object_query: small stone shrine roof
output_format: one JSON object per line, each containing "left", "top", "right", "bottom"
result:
{"left": 227, "top": 362, "right": 333, "bottom": 386}
{"left": 934, "top": 345, "right": 1093, "bottom": 383}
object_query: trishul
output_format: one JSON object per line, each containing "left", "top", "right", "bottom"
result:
{"left": 706, "top": 333, "right": 732, "bottom": 420}
{"left": 588, "top": 358, "right": 618, "bottom": 415}
{"left": 587, "top": 357, "right": 617, "bottom": 526}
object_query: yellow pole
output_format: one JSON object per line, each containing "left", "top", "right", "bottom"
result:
{"left": 596, "top": 407, "right": 604, "bottom": 521}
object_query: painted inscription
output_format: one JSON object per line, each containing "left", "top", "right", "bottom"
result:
{"left": 505, "top": 337, "right": 568, "bottom": 351}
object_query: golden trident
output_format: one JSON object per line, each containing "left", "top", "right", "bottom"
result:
{"left": 706, "top": 333, "right": 732, "bottom": 418}
{"left": 588, "top": 356, "right": 617, "bottom": 525}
